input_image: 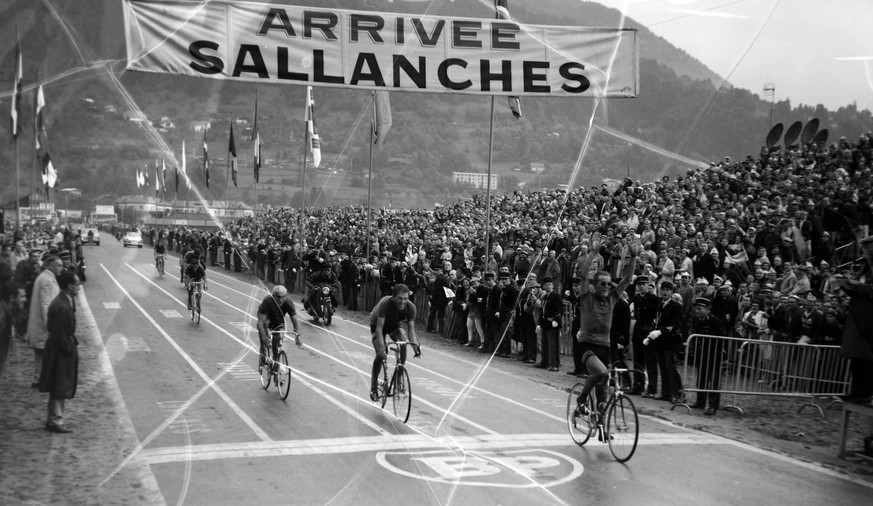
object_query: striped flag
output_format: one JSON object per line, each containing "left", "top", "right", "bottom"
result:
{"left": 252, "top": 93, "right": 261, "bottom": 182}
{"left": 305, "top": 86, "right": 322, "bottom": 167}
{"left": 35, "top": 84, "right": 46, "bottom": 150}
{"left": 136, "top": 168, "right": 141, "bottom": 188}
{"left": 495, "top": 0, "right": 521, "bottom": 120}
{"left": 373, "top": 90, "right": 392, "bottom": 146}
{"left": 228, "top": 123, "right": 238, "bottom": 186}
{"left": 203, "top": 135, "right": 210, "bottom": 188}
{"left": 10, "top": 27, "right": 23, "bottom": 142}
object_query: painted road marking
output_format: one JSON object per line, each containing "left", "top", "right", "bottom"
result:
{"left": 533, "top": 397, "right": 567, "bottom": 410}
{"left": 160, "top": 309, "right": 183, "bottom": 318}
{"left": 218, "top": 362, "right": 261, "bottom": 382}
{"left": 118, "top": 335, "right": 152, "bottom": 352}
{"left": 139, "top": 432, "right": 721, "bottom": 465}
{"left": 157, "top": 400, "right": 213, "bottom": 434}
{"left": 229, "top": 322, "right": 257, "bottom": 333}
{"left": 103, "top": 302, "right": 121, "bottom": 309}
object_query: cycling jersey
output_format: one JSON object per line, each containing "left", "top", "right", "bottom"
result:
{"left": 258, "top": 295, "right": 297, "bottom": 331}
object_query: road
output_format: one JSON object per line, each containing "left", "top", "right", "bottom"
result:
{"left": 82, "top": 236, "right": 871, "bottom": 505}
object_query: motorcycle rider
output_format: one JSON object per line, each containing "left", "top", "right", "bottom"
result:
{"left": 304, "top": 264, "right": 339, "bottom": 316}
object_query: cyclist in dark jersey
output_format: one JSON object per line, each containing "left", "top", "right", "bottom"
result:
{"left": 257, "top": 285, "right": 301, "bottom": 367}
{"left": 369, "top": 283, "right": 421, "bottom": 401}
{"left": 154, "top": 238, "right": 167, "bottom": 270}
{"left": 184, "top": 251, "right": 207, "bottom": 310}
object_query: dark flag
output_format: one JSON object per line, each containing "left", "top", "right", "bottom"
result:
{"left": 35, "top": 84, "right": 46, "bottom": 150}
{"left": 252, "top": 94, "right": 261, "bottom": 183}
{"left": 228, "top": 123, "right": 238, "bottom": 186}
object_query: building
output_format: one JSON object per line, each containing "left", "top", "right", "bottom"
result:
{"left": 452, "top": 172, "right": 499, "bottom": 190}
{"left": 530, "top": 162, "right": 545, "bottom": 174}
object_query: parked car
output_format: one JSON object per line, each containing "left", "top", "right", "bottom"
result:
{"left": 83, "top": 227, "right": 100, "bottom": 245}
{"left": 123, "top": 231, "right": 143, "bottom": 248}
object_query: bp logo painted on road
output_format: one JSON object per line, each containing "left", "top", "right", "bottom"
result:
{"left": 375, "top": 449, "right": 583, "bottom": 488}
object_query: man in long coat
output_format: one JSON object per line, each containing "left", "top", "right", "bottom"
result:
{"left": 27, "top": 255, "right": 62, "bottom": 386}
{"left": 39, "top": 271, "right": 80, "bottom": 433}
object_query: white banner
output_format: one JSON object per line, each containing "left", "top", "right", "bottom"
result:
{"left": 123, "top": 0, "right": 638, "bottom": 98}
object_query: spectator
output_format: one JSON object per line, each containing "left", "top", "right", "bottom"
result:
{"left": 38, "top": 271, "right": 80, "bottom": 433}
{"left": 27, "top": 255, "right": 63, "bottom": 387}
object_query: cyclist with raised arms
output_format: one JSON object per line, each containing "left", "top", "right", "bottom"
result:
{"left": 184, "top": 250, "right": 207, "bottom": 310}
{"left": 257, "top": 285, "right": 301, "bottom": 369}
{"left": 574, "top": 236, "right": 640, "bottom": 418}
{"left": 370, "top": 283, "right": 421, "bottom": 401}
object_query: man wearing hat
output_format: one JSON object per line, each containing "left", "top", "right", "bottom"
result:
{"left": 643, "top": 281, "right": 685, "bottom": 403}
{"left": 496, "top": 272, "right": 518, "bottom": 358}
{"left": 427, "top": 265, "right": 452, "bottom": 335}
{"left": 515, "top": 275, "right": 539, "bottom": 362}
{"left": 482, "top": 271, "right": 503, "bottom": 354}
{"left": 537, "top": 276, "right": 564, "bottom": 371}
{"left": 630, "top": 275, "right": 659, "bottom": 396}
{"left": 689, "top": 297, "right": 727, "bottom": 415}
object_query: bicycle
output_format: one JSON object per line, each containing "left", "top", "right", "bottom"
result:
{"left": 567, "top": 366, "right": 640, "bottom": 463}
{"left": 258, "top": 330, "right": 300, "bottom": 401}
{"left": 156, "top": 254, "right": 165, "bottom": 277}
{"left": 373, "top": 341, "right": 419, "bottom": 423}
{"left": 189, "top": 281, "right": 204, "bottom": 324}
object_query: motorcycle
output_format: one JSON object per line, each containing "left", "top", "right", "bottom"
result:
{"left": 306, "top": 284, "right": 336, "bottom": 325}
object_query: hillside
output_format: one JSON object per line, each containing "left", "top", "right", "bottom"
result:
{"left": 1, "top": 0, "right": 872, "bottom": 212}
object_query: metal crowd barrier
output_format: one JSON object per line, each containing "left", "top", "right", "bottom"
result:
{"left": 679, "top": 334, "right": 850, "bottom": 417}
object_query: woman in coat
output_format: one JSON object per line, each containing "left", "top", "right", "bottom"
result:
{"left": 38, "top": 271, "right": 80, "bottom": 433}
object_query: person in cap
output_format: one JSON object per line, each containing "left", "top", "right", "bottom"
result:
{"left": 534, "top": 276, "right": 564, "bottom": 371}
{"left": 495, "top": 272, "right": 519, "bottom": 357}
{"left": 630, "top": 275, "right": 660, "bottom": 396}
{"left": 643, "top": 280, "right": 685, "bottom": 403}
{"left": 689, "top": 297, "right": 727, "bottom": 415}
{"left": 481, "top": 270, "right": 503, "bottom": 354}
{"left": 839, "top": 234, "right": 873, "bottom": 407}
{"left": 184, "top": 249, "right": 208, "bottom": 311}
{"left": 572, "top": 235, "right": 640, "bottom": 411}
{"left": 256, "top": 284, "right": 301, "bottom": 373}
{"left": 565, "top": 276, "right": 586, "bottom": 376}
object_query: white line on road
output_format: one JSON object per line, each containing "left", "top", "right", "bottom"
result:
{"left": 104, "top": 264, "right": 271, "bottom": 441}
{"left": 139, "top": 432, "right": 722, "bottom": 465}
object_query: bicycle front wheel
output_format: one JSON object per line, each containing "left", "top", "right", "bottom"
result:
{"left": 567, "top": 382, "right": 597, "bottom": 446}
{"left": 606, "top": 394, "right": 639, "bottom": 463}
{"left": 391, "top": 367, "right": 412, "bottom": 423}
{"left": 194, "top": 294, "right": 201, "bottom": 324}
{"left": 258, "top": 357, "right": 271, "bottom": 390}
{"left": 277, "top": 350, "right": 291, "bottom": 401}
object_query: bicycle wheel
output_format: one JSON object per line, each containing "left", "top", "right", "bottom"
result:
{"left": 391, "top": 367, "right": 412, "bottom": 423}
{"left": 567, "top": 382, "right": 597, "bottom": 446}
{"left": 277, "top": 350, "right": 291, "bottom": 400}
{"left": 258, "top": 356, "right": 271, "bottom": 390}
{"left": 606, "top": 394, "right": 639, "bottom": 463}
{"left": 375, "top": 363, "right": 388, "bottom": 408}
{"left": 194, "top": 293, "right": 201, "bottom": 324}
{"left": 325, "top": 306, "right": 333, "bottom": 326}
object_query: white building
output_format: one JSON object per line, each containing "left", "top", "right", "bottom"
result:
{"left": 452, "top": 172, "right": 498, "bottom": 190}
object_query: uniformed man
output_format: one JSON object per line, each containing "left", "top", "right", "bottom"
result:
{"left": 631, "top": 275, "right": 660, "bottom": 395}
{"left": 690, "top": 297, "right": 727, "bottom": 415}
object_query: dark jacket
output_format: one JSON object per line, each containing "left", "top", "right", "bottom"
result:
{"left": 653, "top": 299, "right": 684, "bottom": 351}
{"left": 38, "top": 293, "right": 78, "bottom": 399}
{"left": 841, "top": 276, "right": 873, "bottom": 362}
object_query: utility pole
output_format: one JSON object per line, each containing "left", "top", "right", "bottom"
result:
{"left": 763, "top": 83, "right": 776, "bottom": 129}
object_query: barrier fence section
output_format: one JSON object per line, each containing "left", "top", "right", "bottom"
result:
{"left": 680, "top": 334, "right": 850, "bottom": 417}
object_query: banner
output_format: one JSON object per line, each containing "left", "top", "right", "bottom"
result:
{"left": 123, "top": 0, "right": 638, "bottom": 98}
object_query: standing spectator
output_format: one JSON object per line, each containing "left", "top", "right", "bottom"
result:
{"left": 0, "top": 283, "right": 26, "bottom": 378}
{"left": 631, "top": 276, "right": 659, "bottom": 396}
{"left": 27, "top": 255, "right": 62, "bottom": 387}
{"left": 38, "top": 271, "right": 80, "bottom": 433}
{"left": 538, "top": 277, "right": 564, "bottom": 371}
{"left": 517, "top": 277, "right": 539, "bottom": 363}
{"left": 483, "top": 272, "right": 502, "bottom": 354}
{"left": 496, "top": 273, "right": 518, "bottom": 357}
{"left": 426, "top": 265, "right": 450, "bottom": 334}
{"left": 656, "top": 248, "right": 675, "bottom": 290}
{"left": 839, "top": 235, "right": 873, "bottom": 404}
{"left": 644, "top": 281, "right": 685, "bottom": 403}
{"left": 13, "top": 248, "right": 41, "bottom": 340}
{"left": 565, "top": 277, "right": 585, "bottom": 377}
{"left": 689, "top": 297, "right": 728, "bottom": 415}
{"left": 465, "top": 277, "right": 486, "bottom": 349}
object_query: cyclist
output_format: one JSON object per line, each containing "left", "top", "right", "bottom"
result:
{"left": 369, "top": 283, "right": 421, "bottom": 401}
{"left": 574, "top": 237, "right": 640, "bottom": 419}
{"left": 154, "top": 238, "right": 167, "bottom": 272}
{"left": 185, "top": 250, "right": 207, "bottom": 311}
{"left": 304, "top": 264, "right": 339, "bottom": 313}
{"left": 256, "top": 285, "right": 301, "bottom": 369}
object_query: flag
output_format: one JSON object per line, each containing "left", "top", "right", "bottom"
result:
{"left": 144, "top": 164, "right": 149, "bottom": 187}
{"left": 305, "top": 86, "right": 322, "bottom": 167}
{"left": 35, "top": 84, "right": 46, "bottom": 150}
{"left": 41, "top": 150, "right": 57, "bottom": 189}
{"left": 495, "top": 1, "right": 521, "bottom": 120}
{"left": 373, "top": 90, "right": 392, "bottom": 146}
{"left": 182, "top": 139, "right": 191, "bottom": 189}
{"left": 251, "top": 93, "right": 261, "bottom": 182}
{"left": 162, "top": 159, "right": 167, "bottom": 195}
{"left": 136, "top": 168, "right": 141, "bottom": 188}
{"left": 228, "top": 123, "right": 238, "bottom": 186}
{"left": 10, "top": 27, "right": 23, "bottom": 142}
{"left": 202, "top": 135, "right": 210, "bottom": 188}
{"left": 175, "top": 159, "right": 179, "bottom": 194}
{"left": 155, "top": 162, "right": 161, "bottom": 196}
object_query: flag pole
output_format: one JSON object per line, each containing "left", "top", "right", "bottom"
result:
{"left": 15, "top": 139, "right": 20, "bottom": 235}
{"left": 300, "top": 117, "right": 308, "bottom": 242}
{"left": 484, "top": 96, "right": 496, "bottom": 271}
{"left": 366, "top": 110, "right": 374, "bottom": 261}
{"left": 224, "top": 118, "right": 230, "bottom": 214}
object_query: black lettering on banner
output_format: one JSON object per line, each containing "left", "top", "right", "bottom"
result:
{"left": 491, "top": 22, "right": 520, "bottom": 50}
{"left": 304, "top": 11, "right": 339, "bottom": 40}
{"left": 350, "top": 14, "right": 384, "bottom": 43}
{"left": 277, "top": 47, "right": 308, "bottom": 81}
{"left": 232, "top": 44, "right": 269, "bottom": 78}
{"left": 559, "top": 62, "right": 590, "bottom": 93}
{"left": 523, "top": 61, "right": 550, "bottom": 92}
{"left": 189, "top": 40, "right": 224, "bottom": 75}
{"left": 395, "top": 17, "right": 404, "bottom": 46}
{"left": 258, "top": 8, "right": 296, "bottom": 37}
{"left": 452, "top": 20, "right": 482, "bottom": 49}
{"left": 438, "top": 58, "right": 471, "bottom": 90}
{"left": 314, "top": 49, "right": 344, "bottom": 84}
{"left": 479, "top": 60, "right": 512, "bottom": 92}
{"left": 412, "top": 18, "right": 445, "bottom": 47}
{"left": 393, "top": 55, "right": 426, "bottom": 88}
{"left": 350, "top": 53, "right": 386, "bottom": 86}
